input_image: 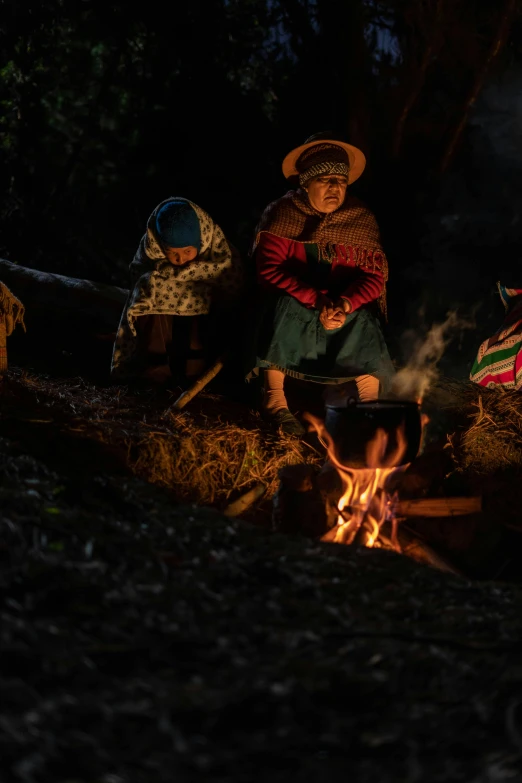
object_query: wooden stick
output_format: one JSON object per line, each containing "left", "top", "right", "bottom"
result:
{"left": 321, "top": 525, "right": 465, "bottom": 576}
{"left": 397, "top": 496, "right": 481, "bottom": 518}
{"left": 223, "top": 483, "right": 266, "bottom": 518}
{"left": 391, "top": 530, "right": 466, "bottom": 577}
{"left": 171, "top": 356, "right": 226, "bottom": 411}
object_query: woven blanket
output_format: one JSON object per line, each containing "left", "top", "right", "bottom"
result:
{"left": 470, "top": 282, "right": 522, "bottom": 389}
{"left": 0, "top": 281, "right": 26, "bottom": 373}
{"left": 254, "top": 190, "right": 388, "bottom": 318}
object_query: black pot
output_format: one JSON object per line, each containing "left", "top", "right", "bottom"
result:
{"left": 324, "top": 400, "right": 422, "bottom": 468}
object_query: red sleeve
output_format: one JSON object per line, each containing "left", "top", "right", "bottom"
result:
{"left": 340, "top": 251, "right": 385, "bottom": 312}
{"left": 255, "top": 231, "right": 320, "bottom": 309}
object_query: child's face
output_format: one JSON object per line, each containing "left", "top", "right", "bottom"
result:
{"left": 163, "top": 245, "right": 198, "bottom": 266}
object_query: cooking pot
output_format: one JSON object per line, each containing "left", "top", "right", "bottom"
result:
{"left": 324, "top": 400, "right": 422, "bottom": 468}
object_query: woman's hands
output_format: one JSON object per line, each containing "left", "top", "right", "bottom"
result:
{"left": 317, "top": 295, "right": 352, "bottom": 330}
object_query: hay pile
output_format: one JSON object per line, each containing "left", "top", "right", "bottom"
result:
{"left": 429, "top": 378, "right": 522, "bottom": 473}
{"left": 2, "top": 369, "right": 323, "bottom": 512}
{"left": 128, "top": 409, "right": 319, "bottom": 506}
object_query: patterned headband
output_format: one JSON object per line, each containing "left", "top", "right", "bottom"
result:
{"left": 296, "top": 143, "right": 348, "bottom": 169}
{"left": 299, "top": 161, "right": 349, "bottom": 187}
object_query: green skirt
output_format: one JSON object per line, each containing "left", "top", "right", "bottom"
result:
{"left": 247, "top": 293, "right": 395, "bottom": 393}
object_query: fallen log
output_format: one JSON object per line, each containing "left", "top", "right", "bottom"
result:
{"left": 0, "top": 258, "right": 128, "bottom": 332}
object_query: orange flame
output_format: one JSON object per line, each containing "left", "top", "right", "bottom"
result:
{"left": 304, "top": 413, "right": 410, "bottom": 549}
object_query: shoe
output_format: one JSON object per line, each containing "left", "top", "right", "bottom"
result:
{"left": 265, "top": 408, "right": 306, "bottom": 437}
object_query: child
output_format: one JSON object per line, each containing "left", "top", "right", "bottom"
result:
{"left": 111, "top": 197, "right": 243, "bottom": 384}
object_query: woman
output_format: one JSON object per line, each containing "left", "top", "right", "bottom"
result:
{"left": 248, "top": 133, "right": 395, "bottom": 435}
{"left": 111, "top": 197, "right": 243, "bottom": 383}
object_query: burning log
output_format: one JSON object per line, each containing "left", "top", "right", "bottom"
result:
{"left": 397, "top": 497, "right": 482, "bottom": 517}
{"left": 379, "top": 525, "right": 466, "bottom": 577}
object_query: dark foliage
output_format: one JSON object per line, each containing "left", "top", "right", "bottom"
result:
{"left": 3, "top": 7, "right": 522, "bottom": 780}
{"left": 1, "top": 0, "right": 521, "bottom": 346}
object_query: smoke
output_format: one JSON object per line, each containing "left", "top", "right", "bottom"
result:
{"left": 390, "top": 310, "right": 475, "bottom": 401}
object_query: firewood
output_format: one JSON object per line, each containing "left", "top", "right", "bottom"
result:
{"left": 171, "top": 356, "right": 226, "bottom": 411}
{"left": 277, "top": 463, "right": 315, "bottom": 492}
{"left": 272, "top": 464, "right": 328, "bottom": 537}
{"left": 223, "top": 483, "right": 266, "bottom": 518}
{"left": 381, "top": 528, "right": 466, "bottom": 577}
{"left": 397, "top": 497, "right": 482, "bottom": 518}
{"left": 321, "top": 522, "right": 465, "bottom": 576}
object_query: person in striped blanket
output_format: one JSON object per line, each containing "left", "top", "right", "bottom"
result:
{"left": 470, "top": 283, "right": 522, "bottom": 390}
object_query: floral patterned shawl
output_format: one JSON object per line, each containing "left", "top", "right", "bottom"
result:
{"left": 111, "top": 197, "right": 243, "bottom": 377}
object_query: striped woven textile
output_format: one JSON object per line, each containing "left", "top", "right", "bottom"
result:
{"left": 253, "top": 189, "right": 389, "bottom": 320}
{"left": 470, "top": 282, "right": 522, "bottom": 389}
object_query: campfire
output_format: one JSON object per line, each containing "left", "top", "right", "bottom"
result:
{"left": 272, "top": 399, "right": 482, "bottom": 574}
{"left": 303, "top": 412, "right": 409, "bottom": 549}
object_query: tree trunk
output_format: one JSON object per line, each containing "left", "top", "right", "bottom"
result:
{"left": 438, "top": 0, "right": 517, "bottom": 174}
{"left": 315, "top": 0, "right": 373, "bottom": 150}
{"left": 392, "top": 0, "right": 445, "bottom": 159}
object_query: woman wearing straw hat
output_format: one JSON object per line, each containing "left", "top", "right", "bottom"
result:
{"left": 248, "top": 132, "right": 395, "bottom": 436}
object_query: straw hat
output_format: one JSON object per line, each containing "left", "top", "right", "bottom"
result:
{"left": 282, "top": 132, "right": 366, "bottom": 185}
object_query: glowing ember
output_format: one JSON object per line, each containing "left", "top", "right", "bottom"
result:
{"left": 304, "top": 413, "right": 410, "bottom": 549}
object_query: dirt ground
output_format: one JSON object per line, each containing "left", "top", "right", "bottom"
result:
{"left": 2, "top": 356, "right": 522, "bottom": 782}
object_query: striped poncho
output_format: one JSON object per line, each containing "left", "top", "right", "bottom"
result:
{"left": 470, "top": 283, "right": 522, "bottom": 390}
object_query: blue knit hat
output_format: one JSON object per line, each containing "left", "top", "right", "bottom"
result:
{"left": 155, "top": 200, "right": 201, "bottom": 250}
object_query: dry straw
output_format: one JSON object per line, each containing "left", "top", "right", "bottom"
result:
{"left": 6, "top": 370, "right": 322, "bottom": 510}
{"left": 129, "top": 409, "right": 319, "bottom": 505}
{"left": 429, "top": 377, "right": 522, "bottom": 473}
